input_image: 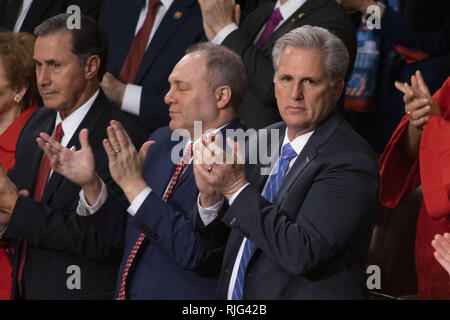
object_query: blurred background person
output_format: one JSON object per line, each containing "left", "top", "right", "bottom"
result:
{"left": 379, "top": 72, "right": 450, "bottom": 299}
{"left": 198, "top": 0, "right": 357, "bottom": 129}
{"left": 98, "top": 0, "right": 205, "bottom": 135}
{"left": 236, "top": 0, "right": 275, "bottom": 23}
{"left": 0, "top": 0, "right": 102, "bottom": 33}
{"left": 338, "top": 0, "right": 450, "bottom": 153}
{"left": 0, "top": 31, "right": 39, "bottom": 300}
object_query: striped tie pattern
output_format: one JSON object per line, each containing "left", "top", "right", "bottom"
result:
{"left": 116, "top": 143, "right": 193, "bottom": 300}
{"left": 231, "top": 143, "right": 297, "bottom": 300}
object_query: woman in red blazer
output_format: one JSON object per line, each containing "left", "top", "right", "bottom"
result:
{"left": 379, "top": 71, "right": 450, "bottom": 299}
{"left": 0, "top": 32, "right": 39, "bottom": 300}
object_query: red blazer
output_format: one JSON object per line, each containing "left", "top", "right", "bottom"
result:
{"left": 379, "top": 77, "right": 450, "bottom": 299}
{"left": 0, "top": 106, "right": 38, "bottom": 300}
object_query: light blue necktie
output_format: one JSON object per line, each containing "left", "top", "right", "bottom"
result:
{"left": 231, "top": 143, "right": 297, "bottom": 300}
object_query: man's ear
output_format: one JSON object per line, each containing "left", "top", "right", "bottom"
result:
{"left": 84, "top": 55, "right": 100, "bottom": 80}
{"left": 215, "top": 85, "right": 232, "bottom": 109}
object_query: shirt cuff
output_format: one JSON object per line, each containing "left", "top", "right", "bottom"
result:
{"left": 78, "top": 179, "right": 108, "bottom": 216}
{"left": 121, "top": 84, "right": 142, "bottom": 116}
{"left": 127, "top": 187, "right": 152, "bottom": 216}
{"left": 197, "top": 195, "right": 224, "bottom": 226}
{"left": 228, "top": 183, "right": 250, "bottom": 205}
{"left": 211, "top": 23, "right": 238, "bottom": 45}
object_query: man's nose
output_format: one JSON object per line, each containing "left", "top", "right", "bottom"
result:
{"left": 290, "top": 81, "right": 303, "bottom": 100}
{"left": 37, "top": 66, "right": 51, "bottom": 87}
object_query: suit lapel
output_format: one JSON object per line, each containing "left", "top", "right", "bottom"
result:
{"left": 275, "top": 110, "right": 342, "bottom": 205}
{"left": 21, "top": 0, "right": 53, "bottom": 32}
{"left": 134, "top": 0, "right": 196, "bottom": 83}
{"left": 243, "top": 2, "right": 275, "bottom": 42}
{"left": 41, "top": 92, "right": 108, "bottom": 204}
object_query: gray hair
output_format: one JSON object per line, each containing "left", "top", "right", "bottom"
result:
{"left": 186, "top": 42, "right": 247, "bottom": 109}
{"left": 272, "top": 25, "right": 349, "bottom": 83}
{"left": 34, "top": 13, "right": 108, "bottom": 81}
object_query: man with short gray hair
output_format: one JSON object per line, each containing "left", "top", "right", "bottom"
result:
{"left": 37, "top": 42, "right": 247, "bottom": 299}
{"left": 192, "top": 25, "right": 379, "bottom": 299}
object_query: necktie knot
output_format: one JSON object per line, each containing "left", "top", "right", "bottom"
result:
{"left": 280, "top": 143, "right": 297, "bottom": 162}
{"left": 267, "top": 7, "right": 283, "bottom": 29}
{"left": 149, "top": 0, "right": 161, "bottom": 14}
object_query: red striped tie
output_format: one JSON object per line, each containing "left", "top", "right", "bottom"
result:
{"left": 116, "top": 143, "right": 193, "bottom": 300}
{"left": 17, "top": 122, "right": 64, "bottom": 296}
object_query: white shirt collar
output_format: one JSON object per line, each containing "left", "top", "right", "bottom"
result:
{"left": 153, "top": 0, "right": 172, "bottom": 9}
{"left": 281, "top": 127, "right": 314, "bottom": 157}
{"left": 276, "top": 0, "right": 308, "bottom": 20}
{"left": 54, "top": 90, "right": 99, "bottom": 147}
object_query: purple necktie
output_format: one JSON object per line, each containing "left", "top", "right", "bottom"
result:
{"left": 255, "top": 8, "right": 283, "bottom": 48}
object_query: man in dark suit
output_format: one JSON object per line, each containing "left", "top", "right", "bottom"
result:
{"left": 98, "top": 0, "right": 205, "bottom": 135}
{"left": 192, "top": 26, "right": 379, "bottom": 299}
{"left": 198, "top": 0, "right": 356, "bottom": 129}
{"left": 0, "top": 0, "right": 101, "bottom": 33}
{"left": 0, "top": 14, "right": 144, "bottom": 299}
{"left": 37, "top": 43, "right": 247, "bottom": 299}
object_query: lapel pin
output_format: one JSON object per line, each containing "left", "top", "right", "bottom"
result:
{"left": 298, "top": 13, "right": 304, "bottom": 19}
{"left": 173, "top": 11, "right": 182, "bottom": 19}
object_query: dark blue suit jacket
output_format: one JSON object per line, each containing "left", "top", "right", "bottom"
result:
{"left": 195, "top": 111, "right": 380, "bottom": 299}
{"left": 85, "top": 119, "right": 245, "bottom": 299}
{"left": 100, "top": 0, "right": 205, "bottom": 134}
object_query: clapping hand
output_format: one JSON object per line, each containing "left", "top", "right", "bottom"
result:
{"left": 0, "top": 163, "right": 19, "bottom": 226}
{"left": 395, "top": 70, "right": 441, "bottom": 131}
{"left": 193, "top": 134, "right": 247, "bottom": 205}
{"left": 431, "top": 233, "right": 450, "bottom": 277}
{"left": 198, "top": 0, "right": 240, "bottom": 40}
{"left": 103, "top": 120, "right": 155, "bottom": 203}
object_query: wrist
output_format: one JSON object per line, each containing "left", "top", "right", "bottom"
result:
{"left": 81, "top": 174, "right": 102, "bottom": 206}
{"left": 123, "top": 179, "right": 148, "bottom": 204}
{"left": 212, "top": 20, "right": 233, "bottom": 35}
{"left": 199, "top": 192, "right": 223, "bottom": 208}
{"left": 223, "top": 177, "right": 247, "bottom": 201}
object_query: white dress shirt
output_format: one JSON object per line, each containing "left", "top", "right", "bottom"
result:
{"left": 121, "top": 0, "right": 174, "bottom": 116}
{"left": 212, "top": 0, "right": 308, "bottom": 45}
{"left": 225, "top": 128, "right": 314, "bottom": 299}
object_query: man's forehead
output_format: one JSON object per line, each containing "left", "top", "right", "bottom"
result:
{"left": 169, "top": 52, "right": 207, "bottom": 80}
{"left": 34, "top": 31, "right": 71, "bottom": 59}
{"left": 278, "top": 47, "right": 325, "bottom": 72}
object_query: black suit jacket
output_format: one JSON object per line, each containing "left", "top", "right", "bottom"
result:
{"left": 195, "top": 110, "right": 379, "bottom": 299}
{"left": 4, "top": 90, "right": 145, "bottom": 299}
{"left": 0, "top": 0, "right": 101, "bottom": 33}
{"left": 222, "top": 0, "right": 357, "bottom": 129}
